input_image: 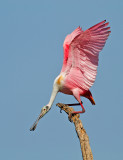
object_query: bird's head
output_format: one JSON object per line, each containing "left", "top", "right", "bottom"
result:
{"left": 30, "top": 105, "right": 51, "bottom": 131}
{"left": 39, "top": 105, "right": 51, "bottom": 118}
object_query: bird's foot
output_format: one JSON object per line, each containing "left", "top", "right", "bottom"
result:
{"left": 72, "top": 109, "right": 85, "bottom": 114}
{"left": 68, "top": 109, "right": 85, "bottom": 122}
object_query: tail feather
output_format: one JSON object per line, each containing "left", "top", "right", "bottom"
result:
{"left": 82, "top": 90, "right": 96, "bottom": 105}
{"left": 89, "top": 96, "right": 96, "bottom": 105}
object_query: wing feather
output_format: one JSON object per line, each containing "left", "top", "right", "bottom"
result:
{"left": 63, "top": 20, "right": 111, "bottom": 91}
{"left": 61, "top": 27, "right": 82, "bottom": 72}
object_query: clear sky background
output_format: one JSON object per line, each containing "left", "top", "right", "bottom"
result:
{"left": 0, "top": 0, "right": 123, "bottom": 160}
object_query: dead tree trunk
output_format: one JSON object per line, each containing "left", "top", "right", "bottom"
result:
{"left": 56, "top": 103, "right": 93, "bottom": 160}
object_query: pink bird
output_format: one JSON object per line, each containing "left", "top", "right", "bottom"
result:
{"left": 30, "top": 20, "right": 111, "bottom": 131}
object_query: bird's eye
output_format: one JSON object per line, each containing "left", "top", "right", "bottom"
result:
{"left": 44, "top": 108, "right": 46, "bottom": 111}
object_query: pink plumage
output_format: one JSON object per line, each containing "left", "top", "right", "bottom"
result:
{"left": 30, "top": 20, "right": 111, "bottom": 131}
{"left": 59, "top": 20, "right": 111, "bottom": 112}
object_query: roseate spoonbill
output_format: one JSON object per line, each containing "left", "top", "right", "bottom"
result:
{"left": 30, "top": 20, "right": 111, "bottom": 131}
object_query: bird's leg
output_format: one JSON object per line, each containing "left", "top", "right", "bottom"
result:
{"left": 60, "top": 102, "right": 82, "bottom": 114}
{"left": 68, "top": 102, "right": 85, "bottom": 121}
{"left": 65, "top": 102, "right": 82, "bottom": 106}
{"left": 72, "top": 102, "right": 85, "bottom": 114}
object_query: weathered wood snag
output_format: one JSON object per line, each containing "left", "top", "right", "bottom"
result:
{"left": 56, "top": 103, "right": 93, "bottom": 160}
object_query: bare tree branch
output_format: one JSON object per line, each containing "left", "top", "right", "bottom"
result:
{"left": 56, "top": 103, "right": 93, "bottom": 160}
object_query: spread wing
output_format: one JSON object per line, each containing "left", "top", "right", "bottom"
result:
{"left": 62, "top": 20, "right": 111, "bottom": 91}
{"left": 61, "top": 26, "right": 82, "bottom": 72}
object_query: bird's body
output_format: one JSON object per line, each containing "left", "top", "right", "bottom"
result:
{"left": 54, "top": 73, "right": 94, "bottom": 104}
{"left": 30, "top": 20, "right": 111, "bottom": 131}
{"left": 50, "top": 20, "right": 110, "bottom": 108}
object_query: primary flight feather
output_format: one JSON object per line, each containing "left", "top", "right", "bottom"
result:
{"left": 30, "top": 20, "right": 111, "bottom": 131}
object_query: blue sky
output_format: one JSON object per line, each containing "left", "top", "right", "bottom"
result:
{"left": 0, "top": 0, "right": 123, "bottom": 159}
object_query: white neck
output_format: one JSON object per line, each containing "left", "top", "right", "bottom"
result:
{"left": 47, "top": 85, "right": 59, "bottom": 108}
